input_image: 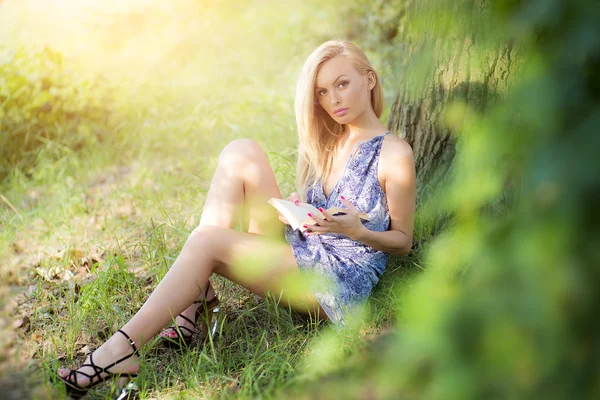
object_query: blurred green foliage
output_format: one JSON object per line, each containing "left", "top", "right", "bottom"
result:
{"left": 0, "top": 45, "right": 116, "bottom": 182}
{"left": 295, "top": 0, "right": 600, "bottom": 398}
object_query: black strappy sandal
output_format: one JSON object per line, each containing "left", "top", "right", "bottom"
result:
{"left": 159, "top": 284, "right": 221, "bottom": 349}
{"left": 58, "top": 329, "right": 138, "bottom": 399}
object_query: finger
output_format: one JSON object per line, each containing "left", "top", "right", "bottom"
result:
{"left": 285, "top": 198, "right": 301, "bottom": 206}
{"left": 339, "top": 195, "right": 359, "bottom": 213}
{"left": 307, "top": 212, "right": 327, "bottom": 225}
{"left": 286, "top": 198, "right": 301, "bottom": 206}
{"left": 303, "top": 224, "right": 324, "bottom": 233}
{"left": 305, "top": 226, "right": 324, "bottom": 236}
{"left": 290, "top": 192, "right": 301, "bottom": 203}
{"left": 317, "top": 207, "right": 333, "bottom": 221}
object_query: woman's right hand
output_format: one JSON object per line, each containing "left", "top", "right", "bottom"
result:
{"left": 277, "top": 192, "right": 301, "bottom": 225}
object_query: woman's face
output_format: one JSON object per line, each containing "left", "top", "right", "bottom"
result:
{"left": 314, "top": 55, "right": 374, "bottom": 124}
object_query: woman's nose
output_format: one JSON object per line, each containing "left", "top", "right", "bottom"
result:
{"left": 330, "top": 92, "right": 340, "bottom": 107}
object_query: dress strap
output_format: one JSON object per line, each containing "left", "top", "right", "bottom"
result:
{"left": 363, "top": 131, "right": 391, "bottom": 185}
{"left": 375, "top": 131, "right": 392, "bottom": 152}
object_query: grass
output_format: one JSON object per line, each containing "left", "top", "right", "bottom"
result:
{"left": 0, "top": 1, "right": 431, "bottom": 398}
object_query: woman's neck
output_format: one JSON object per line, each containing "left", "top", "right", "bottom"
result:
{"left": 340, "top": 107, "right": 387, "bottom": 142}
{"left": 337, "top": 127, "right": 388, "bottom": 148}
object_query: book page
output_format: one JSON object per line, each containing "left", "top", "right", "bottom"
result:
{"left": 268, "top": 198, "right": 320, "bottom": 231}
{"left": 268, "top": 198, "right": 371, "bottom": 231}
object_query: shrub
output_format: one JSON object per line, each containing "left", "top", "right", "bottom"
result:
{"left": 0, "top": 45, "right": 115, "bottom": 182}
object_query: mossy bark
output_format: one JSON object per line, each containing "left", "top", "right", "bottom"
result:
{"left": 387, "top": 1, "right": 519, "bottom": 203}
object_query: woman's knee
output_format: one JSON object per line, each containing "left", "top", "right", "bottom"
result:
{"left": 192, "top": 224, "right": 221, "bottom": 235}
{"left": 218, "top": 138, "right": 265, "bottom": 168}
{"left": 190, "top": 226, "right": 234, "bottom": 264}
{"left": 185, "top": 227, "right": 220, "bottom": 259}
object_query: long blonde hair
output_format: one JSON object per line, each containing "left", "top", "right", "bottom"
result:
{"left": 294, "top": 39, "right": 384, "bottom": 201}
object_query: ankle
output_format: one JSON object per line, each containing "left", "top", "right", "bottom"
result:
{"left": 204, "top": 280, "right": 218, "bottom": 301}
{"left": 205, "top": 285, "right": 215, "bottom": 301}
{"left": 105, "top": 332, "right": 138, "bottom": 357}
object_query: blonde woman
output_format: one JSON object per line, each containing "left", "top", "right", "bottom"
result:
{"left": 57, "top": 39, "right": 416, "bottom": 397}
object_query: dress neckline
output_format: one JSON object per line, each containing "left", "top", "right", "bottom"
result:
{"left": 320, "top": 131, "right": 391, "bottom": 200}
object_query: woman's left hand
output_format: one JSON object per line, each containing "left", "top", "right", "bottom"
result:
{"left": 304, "top": 196, "right": 365, "bottom": 240}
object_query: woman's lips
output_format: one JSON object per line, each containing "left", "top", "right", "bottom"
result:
{"left": 334, "top": 108, "right": 348, "bottom": 116}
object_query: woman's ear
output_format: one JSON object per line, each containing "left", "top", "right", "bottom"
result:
{"left": 367, "top": 71, "right": 376, "bottom": 90}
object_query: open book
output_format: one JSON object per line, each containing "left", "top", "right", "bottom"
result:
{"left": 268, "top": 198, "right": 370, "bottom": 232}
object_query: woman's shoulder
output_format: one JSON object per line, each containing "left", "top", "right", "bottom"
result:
{"left": 380, "top": 132, "right": 414, "bottom": 163}
{"left": 378, "top": 133, "right": 416, "bottom": 194}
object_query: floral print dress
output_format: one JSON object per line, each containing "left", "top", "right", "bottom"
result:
{"left": 284, "top": 132, "right": 392, "bottom": 325}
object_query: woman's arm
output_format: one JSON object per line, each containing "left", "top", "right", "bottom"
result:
{"left": 352, "top": 137, "right": 416, "bottom": 256}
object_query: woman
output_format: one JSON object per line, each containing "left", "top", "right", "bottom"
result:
{"left": 57, "top": 39, "right": 416, "bottom": 397}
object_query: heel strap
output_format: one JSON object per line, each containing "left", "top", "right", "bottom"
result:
{"left": 117, "top": 329, "right": 138, "bottom": 353}
{"left": 192, "top": 283, "right": 215, "bottom": 306}
{"left": 98, "top": 330, "right": 138, "bottom": 372}
{"left": 203, "top": 296, "right": 220, "bottom": 311}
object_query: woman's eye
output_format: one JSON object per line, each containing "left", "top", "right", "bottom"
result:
{"left": 317, "top": 82, "right": 346, "bottom": 96}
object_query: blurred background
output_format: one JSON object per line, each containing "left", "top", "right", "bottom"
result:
{"left": 1, "top": 0, "right": 598, "bottom": 399}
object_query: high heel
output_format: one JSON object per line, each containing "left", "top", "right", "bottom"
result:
{"left": 160, "top": 284, "right": 221, "bottom": 349}
{"left": 198, "top": 295, "right": 222, "bottom": 345}
{"left": 58, "top": 329, "right": 138, "bottom": 399}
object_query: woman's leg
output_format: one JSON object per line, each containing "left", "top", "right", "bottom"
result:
{"left": 206, "top": 225, "right": 327, "bottom": 318}
{"left": 199, "top": 138, "right": 284, "bottom": 235}
{"left": 128, "top": 227, "right": 327, "bottom": 346}
{"left": 59, "top": 139, "right": 327, "bottom": 384}
{"left": 162, "top": 138, "right": 286, "bottom": 339}
{"left": 59, "top": 225, "right": 327, "bottom": 385}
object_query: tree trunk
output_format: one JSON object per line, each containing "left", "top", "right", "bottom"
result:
{"left": 387, "top": 1, "right": 518, "bottom": 204}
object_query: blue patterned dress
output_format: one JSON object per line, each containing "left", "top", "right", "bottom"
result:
{"left": 284, "top": 132, "right": 392, "bottom": 326}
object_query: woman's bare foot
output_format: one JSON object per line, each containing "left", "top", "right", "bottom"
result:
{"left": 58, "top": 330, "right": 140, "bottom": 388}
{"left": 158, "top": 282, "right": 216, "bottom": 340}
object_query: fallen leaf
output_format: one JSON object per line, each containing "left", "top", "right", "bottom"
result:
{"left": 30, "top": 333, "right": 43, "bottom": 343}
{"left": 61, "top": 269, "right": 75, "bottom": 281}
{"left": 129, "top": 265, "right": 146, "bottom": 276}
{"left": 12, "top": 240, "right": 27, "bottom": 254}
{"left": 73, "top": 267, "right": 89, "bottom": 283}
{"left": 13, "top": 315, "right": 30, "bottom": 333}
{"left": 34, "top": 265, "right": 62, "bottom": 281}
{"left": 227, "top": 378, "right": 240, "bottom": 394}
